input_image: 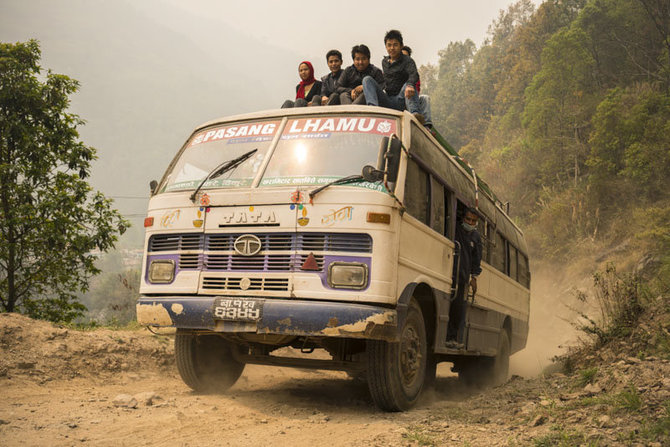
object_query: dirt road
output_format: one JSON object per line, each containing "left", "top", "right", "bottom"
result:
{"left": 0, "top": 313, "right": 556, "bottom": 446}
{"left": 1, "top": 360, "right": 566, "bottom": 447}
{"left": 1, "top": 306, "right": 668, "bottom": 446}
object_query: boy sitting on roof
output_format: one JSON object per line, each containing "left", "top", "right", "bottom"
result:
{"left": 402, "top": 45, "right": 432, "bottom": 128}
{"left": 312, "top": 49, "right": 344, "bottom": 106}
{"left": 335, "top": 44, "right": 385, "bottom": 105}
{"left": 362, "top": 30, "right": 425, "bottom": 122}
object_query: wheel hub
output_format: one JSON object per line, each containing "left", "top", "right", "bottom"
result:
{"left": 400, "top": 326, "right": 421, "bottom": 385}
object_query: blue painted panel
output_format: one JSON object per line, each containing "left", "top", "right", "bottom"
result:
{"left": 137, "top": 296, "right": 397, "bottom": 341}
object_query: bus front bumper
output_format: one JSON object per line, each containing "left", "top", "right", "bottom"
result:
{"left": 136, "top": 296, "right": 398, "bottom": 342}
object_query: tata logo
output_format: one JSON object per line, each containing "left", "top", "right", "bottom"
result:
{"left": 233, "top": 235, "right": 262, "bottom": 256}
{"left": 220, "top": 211, "right": 277, "bottom": 224}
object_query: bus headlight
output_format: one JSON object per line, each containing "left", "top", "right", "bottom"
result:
{"left": 148, "top": 260, "right": 175, "bottom": 283}
{"left": 327, "top": 262, "right": 368, "bottom": 289}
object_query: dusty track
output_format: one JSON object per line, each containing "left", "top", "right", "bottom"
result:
{"left": 0, "top": 361, "right": 555, "bottom": 447}
{"left": 1, "top": 310, "right": 668, "bottom": 446}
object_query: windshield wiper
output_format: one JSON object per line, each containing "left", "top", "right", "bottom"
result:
{"left": 189, "top": 148, "right": 258, "bottom": 203}
{"left": 309, "top": 174, "right": 364, "bottom": 201}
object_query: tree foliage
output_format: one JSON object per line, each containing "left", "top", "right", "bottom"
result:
{"left": 82, "top": 268, "right": 140, "bottom": 325}
{"left": 0, "top": 40, "right": 128, "bottom": 322}
{"left": 426, "top": 0, "right": 670, "bottom": 258}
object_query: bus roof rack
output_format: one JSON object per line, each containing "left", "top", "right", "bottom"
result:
{"left": 429, "top": 126, "right": 504, "bottom": 211}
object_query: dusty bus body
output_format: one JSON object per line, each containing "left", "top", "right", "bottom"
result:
{"left": 137, "top": 106, "right": 530, "bottom": 411}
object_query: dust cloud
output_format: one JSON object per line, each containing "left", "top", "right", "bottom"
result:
{"left": 510, "top": 262, "right": 586, "bottom": 377}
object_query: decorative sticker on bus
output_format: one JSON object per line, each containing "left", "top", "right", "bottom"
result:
{"left": 297, "top": 207, "right": 310, "bottom": 226}
{"left": 164, "top": 178, "right": 253, "bottom": 192}
{"left": 160, "top": 209, "right": 181, "bottom": 228}
{"left": 281, "top": 117, "right": 396, "bottom": 140}
{"left": 321, "top": 206, "right": 354, "bottom": 226}
{"left": 189, "top": 121, "right": 281, "bottom": 147}
{"left": 260, "top": 176, "right": 389, "bottom": 192}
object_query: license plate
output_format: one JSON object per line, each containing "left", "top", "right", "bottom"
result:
{"left": 212, "top": 298, "right": 264, "bottom": 321}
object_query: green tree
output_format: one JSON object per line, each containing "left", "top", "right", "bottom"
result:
{"left": 82, "top": 268, "right": 140, "bottom": 325}
{"left": 588, "top": 85, "right": 670, "bottom": 201}
{"left": 0, "top": 40, "right": 128, "bottom": 322}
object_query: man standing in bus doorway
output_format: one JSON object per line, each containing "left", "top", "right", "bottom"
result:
{"left": 447, "top": 207, "right": 483, "bottom": 348}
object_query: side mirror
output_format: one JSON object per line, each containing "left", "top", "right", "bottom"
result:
{"left": 149, "top": 180, "right": 158, "bottom": 196}
{"left": 378, "top": 137, "right": 403, "bottom": 183}
{"left": 377, "top": 137, "right": 388, "bottom": 170}
{"left": 361, "top": 165, "right": 384, "bottom": 182}
{"left": 384, "top": 138, "right": 402, "bottom": 183}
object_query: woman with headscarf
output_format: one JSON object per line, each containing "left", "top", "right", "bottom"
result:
{"left": 281, "top": 61, "right": 322, "bottom": 108}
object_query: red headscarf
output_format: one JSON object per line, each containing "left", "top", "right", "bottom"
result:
{"left": 296, "top": 61, "right": 316, "bottom": 100}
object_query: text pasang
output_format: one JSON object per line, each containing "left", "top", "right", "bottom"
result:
{"left": 190, "top": 121, "right": 280, "bottom": 147}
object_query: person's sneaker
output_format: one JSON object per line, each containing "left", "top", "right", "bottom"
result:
{"left": 413, "top": 113, "right": 426, "bottom": 124}
{"left": 445, "top": 340, "right": 464, "bottom": 349}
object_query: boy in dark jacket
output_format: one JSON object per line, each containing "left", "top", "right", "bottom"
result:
{"left": 362, "top": 30, "right": 421, "bottom": 117}
{"left": 336, "top": 44, "right": 385, "bottom": 105}
{"left": 312, "top": 49, "right": 343, "bottom": 106}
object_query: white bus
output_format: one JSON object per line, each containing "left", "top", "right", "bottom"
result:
{"left": 137, "top": 106, "right": 530, "bottom": 411}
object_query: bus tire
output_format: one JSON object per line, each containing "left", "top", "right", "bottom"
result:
{"left": 366, "top": 299, "right": 427, "bottom": 411}
{"left": 457, "top": 358, "right": 482, "bottom": 388}
{"left": 489, "top": 329, "right": 511, "bottom": 386}
{"left": 424, "top": 353, "right": 438, "bottom": 389}
{"left": 458, "top": 330, "right": 510, "bottom": 388}
{"left": 175, "top": 330, "right": 245, "bottom": 393}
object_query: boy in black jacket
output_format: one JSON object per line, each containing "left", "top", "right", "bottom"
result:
{"left": 336, "top": 44, "right": 385, "bottom": 105}
{"left": 362, "top": 29, "right": 422, "bottom": 117}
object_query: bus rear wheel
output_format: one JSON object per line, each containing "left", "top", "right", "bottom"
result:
{"left": 488, "top": 329, "right": 511, "bottom": 386}
{"left": 458, "top": 330, "right": 510, "bottom": 388}
{"left": 175, "top": 330, "right": 245, "bottom": 393}
{"left": 366, "top": 299, "right": 427, "bottom": 411}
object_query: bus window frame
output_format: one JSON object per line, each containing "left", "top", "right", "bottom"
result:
{"left": 403, "top": 119, "right": 530, "bottom": 285}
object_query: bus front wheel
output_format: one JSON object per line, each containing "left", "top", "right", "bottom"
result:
{"left": 366, "top": 298, "right": 427, "bottom": 411}
{"left": 175, "top": 330, "right": 245, "bottom": 393}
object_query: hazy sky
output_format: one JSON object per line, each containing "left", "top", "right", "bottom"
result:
{"left": 152, "top": 0, "right": 541, "bottom": 73}
{"left": 1, "top": 0, "right": 542, "bottom": 242}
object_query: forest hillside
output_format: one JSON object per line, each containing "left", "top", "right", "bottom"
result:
{"left": 421, "top": 0, "right": 669, "bottom": 275}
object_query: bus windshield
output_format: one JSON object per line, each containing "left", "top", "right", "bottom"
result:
{"left": 160, "top": 120, "right": 281, "bottom": 193}
{"left": 260, "top": 116, "right": 397, "bottom": 187}
{"left": 160, "top": 115, "right": 398, "bottom": 193}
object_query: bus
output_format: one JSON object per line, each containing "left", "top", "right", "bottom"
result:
{"left": 137, "top": 105, "right": 530, "bottom": 411}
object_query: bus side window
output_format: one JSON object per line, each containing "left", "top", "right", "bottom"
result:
{"left": 404, "top": 159, "right": 430, "bottom": 225}
{"left": 429, "top": 177, "right": 445, "bottom": 235}
{"left": 445, "top": 189, "right": 454, "bottom": 240}
{"left": 509, "top": 245, "right": 518, "bottom": 281}
{"left": 518, "top": 252, "right": 530, "bottom": 288}
{"left": 478, "top": 219, "right": 490, "bottom": 264}
{"left": 491, "top": 231, "right": 506, "bottom": 274}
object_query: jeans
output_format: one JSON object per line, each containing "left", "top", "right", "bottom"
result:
{"left": 339, "top": 91, "right": 366, "bottom": 105}
{"left": 418, "top": 94, "right": 432, "bottom": 126}
{"left": 361, "top": 76, "right": 420, "bottom": 114}
{"left": 281, "top": 98, "right": 308, "bottom": 108}
{"left": 447, "top": 275, "right": 469, "bottom": 343}
{"left": 311, "top": 92, "right": 340, "bottom": 106}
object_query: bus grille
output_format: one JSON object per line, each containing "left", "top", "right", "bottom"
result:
{"left": 149, "top": 232, "right": 368, "bottom": 273}
{"left": 201, "top": 276, "right": 290, "bottom": 291}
